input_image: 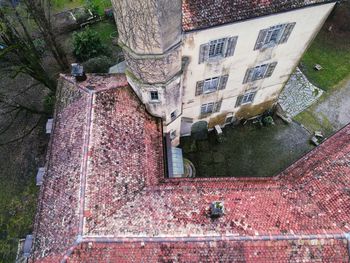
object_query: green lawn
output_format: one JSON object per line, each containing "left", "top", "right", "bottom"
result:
{"left": 88, "top": 20, "right": 117, "bottom": 47}
{"left": 301, "top": 30, "right": 350, "bottom": 92}
{"left": 294, "top": 109, "right": 335, "bottom": 137}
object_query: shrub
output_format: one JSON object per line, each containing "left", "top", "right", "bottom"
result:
{"left": 82, "top": 56, "right": 115, "bottom": 73}
{"left": 85, "top": 0, "right": 99, "bottom": 16}
{"left": 72, "top": 27, "right": 109, "bottom": 62}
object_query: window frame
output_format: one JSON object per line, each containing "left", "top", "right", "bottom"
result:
{"left": 203, "top": 77, "right": 220, "bottom": 94}
{"left": 170, "top": 111, "right": 177, "bottom": 121}
{"left": 208, "top": 38, "right": 226, "bottom": 58}
{"left": 265, "top": 24, "right": 284, "bottom": 46}
{"left": 252, "top": 64, "right": 268, "bottom": 81}
{"left": 150, "top": 91, "right": 159, "bottom": 101}
{"left": 201, "top": 102, "right": 215, "bottom": 115}
{"left": 241, "top": 92, "right": 256, "bottom": 105}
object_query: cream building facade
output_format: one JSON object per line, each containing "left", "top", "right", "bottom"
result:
{"left": 112, "top": 0, "right": 336, "bottom": 146}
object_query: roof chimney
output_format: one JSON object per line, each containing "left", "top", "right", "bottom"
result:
{"left": 71, "top": 63, "right": 87, "bottom": 82}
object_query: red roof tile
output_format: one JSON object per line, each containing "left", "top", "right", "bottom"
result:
{"left": 68, "top": 239, "right": 349, "bottom": 262}
{"left": 32, "top": 74, "right": 350, "bottom": 262}
{"left": 182, "top": 0, "right": 336, "bottom": 31}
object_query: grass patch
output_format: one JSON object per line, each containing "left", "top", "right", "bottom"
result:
{"left": 301, "top": 30, "right": 350, "bottom": 92}
{"left": 301, "top": 3, "right": 350, "bottom": 91}
{"left": 52, "top": 0, "right": 84, "bottom": 13}
{"left": 294, "top": 109, "right": 334, "bottom": 136}
{"left": 88, "top": 20, "right": 117, "bottom": 47}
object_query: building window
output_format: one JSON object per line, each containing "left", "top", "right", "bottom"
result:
{"left": 199, "top": 36, "right": 238, "bottom": 64}
{"left": 150, "top": 91, "right": 159, "bottom": 101}
{"left": 170, "top": 111, "right": 176, "bottom": 121}
{"left": 204, "top": 77, "right": 219, "bottom": 93}
{"left": 243, "top": 62, "right": 277, "bottom": 84}
{"left": 254, "top": 22, "right": 296, "bottom": 50}
{"left": 170, "top": 130, "right": 177, "bottom": 140}
{"left": 200, "top": 101, "right": 222, "bottom": 115}
{"left": 209, "top": 39, "right": 225, "bottom": 58}
{"left": 195, "top": 75, "right": 229, "bottom": 96}
{"left": 235, "top": 91, "right": 257, "bottom": 107}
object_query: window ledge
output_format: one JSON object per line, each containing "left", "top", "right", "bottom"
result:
{"left": 206, "top": 56, "right": 224, "bottom": 63}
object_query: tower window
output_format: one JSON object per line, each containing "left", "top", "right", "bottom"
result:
{"left": 150, "top": 91, "right": 159, "bottom": 101}
{"left": 170, "top": 111, "right": 176, "bottom": 121}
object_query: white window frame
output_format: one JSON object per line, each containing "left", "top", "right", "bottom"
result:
{"left": 208, "top": 38, "right": 226, "bottom": 58}
{"left": 203, "top": 77, "right": 219, "bottom": 94}
{"left": 264, "top": 25, "right": 285, "bottom": 46}
{"left": 252, "top": 64, "right": 268, "bottom": 81}
{"left": 241, "top": 92, "right": 256, "bottom": 105}
{"left": 201, "top": 102, "right": 215, "bottom": 115}
{"left": 150, "top": 91, "right": 159, "bottom": 101}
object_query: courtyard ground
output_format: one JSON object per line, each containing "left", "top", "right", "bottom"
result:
{"left": 294, "top": 76, "right": 350, "bottom": 137}
{"left": 180, "top": 118, "right": 314, "bottom": 178}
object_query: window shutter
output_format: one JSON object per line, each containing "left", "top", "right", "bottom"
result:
{"left": 225, "top": 36, "right": 238, "bottom": 57}
{"left": 250, "top": 91, "right": 257, "bottom": 103}
{"left": 199, "top": 44, "right": 209, "bottom": 64}
{"left": 243, "top": 68, "right": 254, "bottom": 84}
{"left": 254, "top": 29, "right": 268, "bottom": 50}
{"left": 279, "top": 22, "right": 296, "bottom": 44}
{"left": 195, "top": 80, "right": 204, "bottom": 96}
{"left": 235, "top": 95, "right": 243, "bottom": 107}
{"left": 265, "top": 62, "right": 278, "bottom": 78}
{"left": 218, "top": 75, "right": 229, "bottom": 90}
{"left": 214, "top": 101, "right": 222, "bottom": 112}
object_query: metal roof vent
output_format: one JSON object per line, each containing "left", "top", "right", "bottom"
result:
{"left": 23, "top": 234, "right": 33, "bottom": 258}
{"left": 36, "top": 167, "right": 45, "bottom": 186}
{"left": 210, "top": 201, "right": 224, "bottom": 218}
{"left": 46, "top": 118, "right": 53, "bottom": 134}
{"left": 71, "top": 63, "right": 86, "bottom": 81}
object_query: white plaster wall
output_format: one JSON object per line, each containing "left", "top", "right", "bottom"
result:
{"left": 181, "top": 3, "right": 335, "bottom": 125}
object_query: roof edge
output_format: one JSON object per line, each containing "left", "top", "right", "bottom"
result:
{"left": 183, "top": 1, "right": 338, "bottom": 33}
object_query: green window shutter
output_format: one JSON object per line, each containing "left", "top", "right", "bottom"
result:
{"left": 265, "top": 62, "right": 278, "bottom": 78}
{"left": 225, "top": 36, "right": 238, "bottom": 57}
{"left": 243, "top": 68, "right": 254, "bottom": 84}
{"left": 279, "top": 22, "right": 296, "bottom": 44}
{"left": 195, "top": 80, "right": 204, "bottom": 96}
{"left": 218, "top": 75, "right": 229, "bottom": 90}
{"left": 254, "top": 29, "right": 268, "bottom": 50}
{"left": 235, "top": 95, "right": 243, "bottom": 107}
{"left": 199, "top": 44, "right": 209, "bottom": 64}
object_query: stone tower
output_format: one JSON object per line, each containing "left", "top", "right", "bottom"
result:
{"left": 112, "top": 0, "right": 183, "bottom": 144}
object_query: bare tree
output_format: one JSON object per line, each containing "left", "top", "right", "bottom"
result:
{"left": 0, "top": 7, "right": 57, "bottom": 91}
{"left": 23, "top": 0, "right": 69, "bottom": 70}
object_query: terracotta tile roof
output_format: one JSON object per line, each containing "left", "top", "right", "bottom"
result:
{"left": 32, "top": 74, "right": 350, "bottom": 262}
{"left": 182, "top": 0, "right": 336, "bottom": 31}
{"left": 68, "top": 239, "right": 349, "bottom": 262}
